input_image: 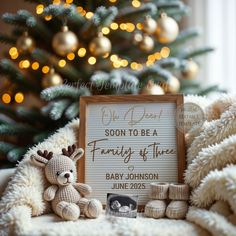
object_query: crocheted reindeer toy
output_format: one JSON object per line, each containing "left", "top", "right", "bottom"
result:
{"left": 31, "top": 144, "right": 102, "bottom": 221}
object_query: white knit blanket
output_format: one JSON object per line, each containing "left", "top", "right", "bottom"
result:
{"left": 1, "top": 94, "right": 236, "bottom": 236}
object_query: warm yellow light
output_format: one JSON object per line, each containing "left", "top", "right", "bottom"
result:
{"left": 102, "top": 27, "right": 110, "bottom": 35}
{"left": 146, "top": 60, "right": 154, "bottom": 66}
{"left": 103, "top": 53, "right": 110, "bottom": 58}
{"left": 9, "top": 47, "right": 18, "bottom": 56}
{"left": 36, "top": 4, "right": 44, "bottom": 15}
{"left": 45, "top": 15, "right": 52, "bottom": 21}
{"left": 113, "top": 61, "right": 121, "bottom": 68}
{"left": 154, "top": 52, "right": 161, "bottom": 60}
{"left": 22, "top": 60, "right": 30, "bottom": 69}
{"left": 137, "top": 63, "right": 143, "bottom": 70}
{"left": 81, "top": 10, "right": 86, "bottom": 16}
{"left": 77, "top": 6, "right": 83, "bottom": 13}
{"left": 19, "top": 61, "right": 23, "bottom": 69}
{"left": 32, "top": 62, "right": 39, "bottom": 70}
{"left": 67, "top": 52, "right": 75, "bottom": 60}
{"left": 110, "top": 22, "right": 118, "bottom": 30}
{"left": 14, "top": 92, "right": 24, "bottom": 104}
{"left": 121, "top": 59, "right": 129, "bottom": 67}
{"left": 63, "top": 3, "right": 70, "bottom": 7}
{"left": 88, "top": 56, "right": 96, "bottom": 65}
{"left": 53, "top": 0, "right": 61, "bottom": 4}
{"left": 66, "top": 0, "right": 73, "bottom": 3}
{"left": 9, "top": 47, "right": 19, "bottom": 59}
{"left": 126, "top": 23, "right": 135, "bottom": 32}
{"left": 85, "top": 12, "right": 94, "bottom": 19}
{"left": 136, "top": 22, "right": 142, "bottom": 30}
{"left": 11, "top": 53, "right": 19, "bottom": 60}
{"left": 2, "top": 93, "right": 11, "bottom": 104}
{"left": 148, "top": 54, "right": 155, "bottom": 62}
{"left": 58, "top": 59, "right": 66, "bottom": 67}
{"left": 77, "top": 48, "right": 86, "bottom": 57}
{"left": 110, "top": 54, "right": 118, "bottom": 62}
{"left": 130, "top": 62, "right": 139, "bottom": 70}
{"left": 109, "top": 0, "right": 117, "bottom": 2}
{"left": 120, "top": 23, "right": 127, "bottom": 30}
{"left": 42, "top": 66, "right": 50, "bottom": 74}
{"left": 160, "top": 47, "right": 170, "bottom": 58}
{"left": 132, "top": 0, "right": 141, "bottom": 8}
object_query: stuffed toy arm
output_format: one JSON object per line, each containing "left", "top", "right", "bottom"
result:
{"left": 73, "top": 183, "right": 92, "bottom": 197}
{"left": 44, "top": 185, "right": 58, "bottom": 201}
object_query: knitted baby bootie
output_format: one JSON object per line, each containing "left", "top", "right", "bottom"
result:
{"left": 145, "top": 182, "right": 169, "bottom": 219}
{"left": 166, "top": 183, "right": 189, "bottom": 219}
{"left": 149, "top": 182, "right": 169, "bottom": 200}
{"left": 145, "top": 200, "right": 166, "bottom": 219}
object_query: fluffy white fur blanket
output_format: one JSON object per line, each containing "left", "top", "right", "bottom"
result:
{"left": 0, "top": 94, "right": 236, "bottom": 236}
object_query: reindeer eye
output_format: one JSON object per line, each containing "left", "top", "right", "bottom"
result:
{"left": 70, "top": 170, "right": 73, "bottom": 173}
{"left": 56, "top": 171, "right": 60, "bottom": 176}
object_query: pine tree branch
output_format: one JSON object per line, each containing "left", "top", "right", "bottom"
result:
{"left": 2, "top": 10, "right": 51, "bottom": 39}
{"left": 33, "top": 131, "right": 53, "bottom": 143}
{"left": 16, "top": 107, "right": 51, "bottom": 124}
{"left": 0, "top": 142, "right": 17, "bottom": 154}
{"left": 0, "top": 124, "right": 39, "bottom": 135}
{"left": 90, "top": 71, "right": 110, "bottom": 86}
{"left": 0, "top": 34, "right": 16, "bottom": 44}
{"left": 154, "top": 0, "right": 185, "bottom": 9}
{"left": 0, "top": 114, "right": 16, "bottom": 125}
{"left": 49, "top": 99, "right": 71, "bottom": 120}
{"left": 198, "top": 85, "right": 222, "bottom": 96}
{"left": 0, "top": 59, "right": 40, "bottom": 93}
{"left": 2, "top": 10, "right": 36, "bottom": 27}
{"left": 157, "top": 57, "right": 184, "bottom": 69}
{"left": 43, "top": 4, "right": 85, "bottom": 24}
{"left": 170, "top": 28, "right": 201, "bottom": 46}
{"left": 24, "top": 0, "right": 51, "bottom": 4}
{"left": 65, "top": 102, "right": 80, "bottom": 119}
{"left": 164, "top": 7, "right": 189, "bottom": 18}
{"left": 116, "top": 3, "right": 157, "bottom": 21}
{"left": 180, "top": 47, "right": 215, "bottom": 59}
{"left": 92, "top": 6, "right": 118, "bottom": 27}
{"left": 138, "top": 65, "right": 172, "bottom": 85}
{"left": 31, "top": 49, "right": 82, "bottom": 81}
{"left": 41, "top": 85, "right": 90, "bottom": 101}
{"left": 7, "top": 147, "right": 27, "bottom": 162}
{"left": 0, "top": 103, "right": 17, "bottom": 117}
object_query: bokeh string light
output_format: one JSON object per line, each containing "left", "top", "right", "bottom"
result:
{"left": 3, "top": 2, "right": 172, "bottom": 105}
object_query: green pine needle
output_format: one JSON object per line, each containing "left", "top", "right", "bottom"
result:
{"left": 0, "top": 124, "right": 39, "bottom": 135}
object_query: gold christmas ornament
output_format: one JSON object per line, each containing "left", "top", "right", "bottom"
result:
{"left": 52, "top": 26, "right": 79, "bottom": 56}
{"left": 139, "top": 34, "right": 154, "bottom": 52}
{"left": 17, "top": 32, "right": 35, "bottom": 53}
{"left": 89, "top": 33, "right": 112, "bottom": 57}
{"left": 42, "top": 68, "right": 63, "bottom": 88}
{"left": 161, "top": 76, "right": 180, "bottom": 93}
{"left": 155, "top": 13, "right": 179, "bottom": 44}
{"left": 139, "top": 80, "right": 165, "bottom": 95}
{"left": 142, "top": 16, "right": 157, "bottom": 35}
{"left": 133, "top": 32, "right": 143, "bottom": 45}
{"left": 181, "top": 60, "right": 199, "bottom": 79}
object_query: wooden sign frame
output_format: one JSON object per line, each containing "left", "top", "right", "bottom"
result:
{"left": 79, "top": 95, "right": 185, "bottom": 207}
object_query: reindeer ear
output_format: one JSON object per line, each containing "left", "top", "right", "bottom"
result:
{"left": 30, "top": 154, "right": 48, "bottom": 167}
{"left": 71, "top": 148, "right": 84, "bottom": 162}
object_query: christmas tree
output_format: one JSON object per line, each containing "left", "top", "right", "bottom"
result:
{"left": 0, "top": 0, "right": 220, "bottom": 168}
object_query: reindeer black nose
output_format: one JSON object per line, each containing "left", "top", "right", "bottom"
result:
{"left": 64, "top": 173, "right": 70, "bottom": 178}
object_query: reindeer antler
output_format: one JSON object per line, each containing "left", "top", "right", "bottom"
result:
{"left": 62, "top": 144, "right": 76, "bottom": 157}
{"left": 37, "top": 150, "right": 53, "bottom": 160}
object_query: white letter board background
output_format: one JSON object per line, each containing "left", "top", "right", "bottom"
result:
{"left": 85, "top": 102, "right": 178, "bottom": 205}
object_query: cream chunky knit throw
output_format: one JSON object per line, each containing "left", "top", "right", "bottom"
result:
{"left": 1, "top": 94, "right": 236, "bottom": 236}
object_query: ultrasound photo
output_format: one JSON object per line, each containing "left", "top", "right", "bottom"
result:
{"left": 106, "top": 193, "right": 138, "bottom": 218}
